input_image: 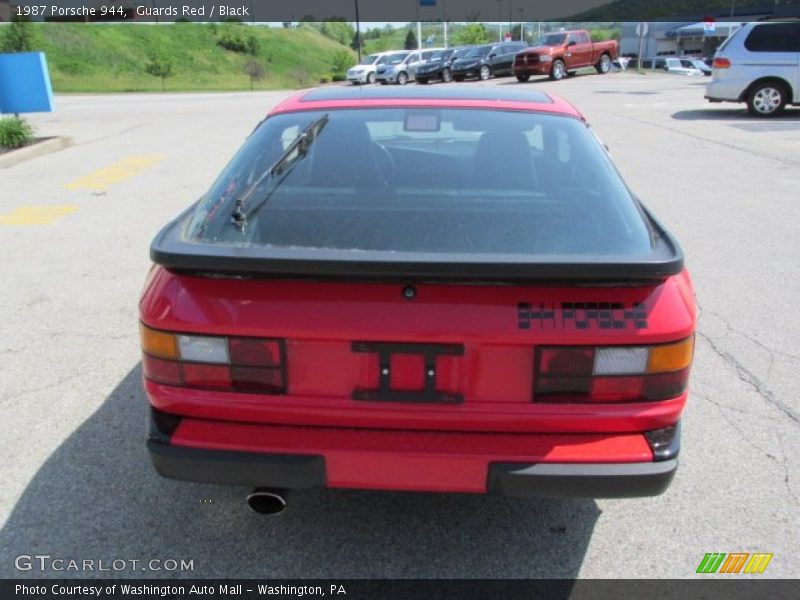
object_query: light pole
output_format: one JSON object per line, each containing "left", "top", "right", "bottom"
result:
{"left": 497, "top": 0, "right": 503, "bottom": 41}
{"left": 518, "top": 8, "right": 524, "bottom": 41}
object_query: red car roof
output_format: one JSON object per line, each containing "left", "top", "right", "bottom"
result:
{"left": 269, "top": 86, "right": 584, "bottom": 120}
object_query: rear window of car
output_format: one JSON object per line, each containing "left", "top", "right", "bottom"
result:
{"left": 186, "top": 108, "right": 653, "bottom": 258}
{"left": 744, "top": 23, "right": 800, "bottom": 53}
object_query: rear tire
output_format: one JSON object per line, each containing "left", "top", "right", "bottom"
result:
{"left": 516, "top": 73, "right": 530, "bottom": 82}
{"left": 747, "top": 82, "right": 787, "bottom": 117}
{"left": 397, "top": 72, "right": 408, "bottom": 85}
{"left": 549, "top": 59, "right": 566, "bottom": 81}
{"left": 479, "top": 65, "right": 492, "bottom": 81}
{"left": 367, "top": 72, "right": 375, "bottom": 84}
{"left": 596, "top": 53, "right": 611, "bottom": 74}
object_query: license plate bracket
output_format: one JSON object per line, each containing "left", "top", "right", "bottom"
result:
{"left": 351, "top": 341, "right": 464, "bottom": 404}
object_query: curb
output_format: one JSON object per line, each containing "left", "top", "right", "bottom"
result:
{"left": 0, "top": 136, "right": 73, "bottom": 168}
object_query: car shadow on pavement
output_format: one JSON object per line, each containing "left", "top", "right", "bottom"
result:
{"left": 672, "top": 108, "right": 800, "bottom": 121}
{"left": 0, "top": 365, "right": 600, "bottom": 579}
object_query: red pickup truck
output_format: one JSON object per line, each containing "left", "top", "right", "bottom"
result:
{"left": 514, "top": 30, "right": 619, "bottom": 82}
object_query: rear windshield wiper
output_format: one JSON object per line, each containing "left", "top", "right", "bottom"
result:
{"left": 231, "top": 113, "right": 329, "bottom": 230}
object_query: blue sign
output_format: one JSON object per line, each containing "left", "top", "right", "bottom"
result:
{"left": 420, "top": 0, "right": 437, "bottom": 6}
{"left": 0, "top": 52, "right": 55, "bottom": 114}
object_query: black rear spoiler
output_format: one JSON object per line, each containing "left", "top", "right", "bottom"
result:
{"left": 150, "top": 202, "right": 683, "bottom": 284}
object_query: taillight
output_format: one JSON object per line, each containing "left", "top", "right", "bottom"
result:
{"left": 140, "top": 324, "right": 286, "bottom": 394}
{"left": 712, "top": 57, "right": 731, "bottom": 69}
{"left": 534, "top": 337, "right": 693, "bottom": 403}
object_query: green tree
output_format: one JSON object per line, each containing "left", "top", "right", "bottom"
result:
{"left": 0, "top": 14, "right": 38, "bottom": 53}
{"left": 246, "top": 34, "right": 260, "bottom": 56}
{"left": 145, "top": 50, "right": 174, "bottom": 92}
{"left": 351, "top": 31, "right": 362, "bottom": 53}
{"left": 452, "top": 23, "right": 489, "bottom": 46}
{"left": 404, "top": 28, "right": 417, "bottom": 50}
{"left": 320, "top": 19, "right": 355, "bottom": 46}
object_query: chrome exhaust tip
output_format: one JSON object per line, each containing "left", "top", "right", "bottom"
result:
{"left": 246, "top": 489, "right": 287, "bottom": 515}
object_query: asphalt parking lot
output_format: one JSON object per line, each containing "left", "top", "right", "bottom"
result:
{"left": 1, "top": 71, "right": 798, "bottom": 579}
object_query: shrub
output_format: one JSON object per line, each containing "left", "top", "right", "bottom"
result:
{"left": 332, "top": 73, "right": 346, "bottom": 82}
{"left": 0, "top": 117, "right": 35, "bottom": 149}
{"left": 331, "top": 49, "right": 356, "bottom": 74}
{"left": 319, "top": 75, "right": 332, "bottom": 84}
{"left": 217, "top": 25, "right": 248, "bottom": 53}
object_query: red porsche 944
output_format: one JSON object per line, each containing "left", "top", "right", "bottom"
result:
{"left": 140, "top": 87, "right": 695, "bottom": 510}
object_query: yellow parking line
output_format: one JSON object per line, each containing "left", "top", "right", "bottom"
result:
{"left": 64, "top": 154, "right": 166, "bottom": 191}
{"left": 0, "top": 205, "right": 79, "bottom": 226}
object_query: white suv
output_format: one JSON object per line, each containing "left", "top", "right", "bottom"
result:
{"left": 346, "top": 52, "right": 396, "bottom": 85}
{"left": 705, "top": 22, "right": 800, "bottom": 117}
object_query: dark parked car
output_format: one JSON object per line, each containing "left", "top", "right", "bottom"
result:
{"left": 414, "top": 47, "right": 471, "bottom": 84}
{"left": 451, "top": 42, "right": 528, "bottom": 81}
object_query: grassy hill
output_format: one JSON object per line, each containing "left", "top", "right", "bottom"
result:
{"left": 34, "top": 23, "right": 355, "bottom": 93}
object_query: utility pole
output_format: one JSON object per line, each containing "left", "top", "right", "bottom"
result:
{"left": 416, "top": 0, "right": 422, "bottom": 52}
{"left": 354, "top": 0, "right": 361, "bottom": 62}
{"left": 443, "top": 0, "right": 448, "bottom": 48}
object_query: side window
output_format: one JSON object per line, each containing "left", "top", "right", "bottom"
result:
{"left": 567, "top": 33, "right": 578, "bottom": 45}
{"left": 577, "top": 32, "right": 590, "bottom": 44}
{"left": 744, "top": 24, "right": 800, "bottom": 52}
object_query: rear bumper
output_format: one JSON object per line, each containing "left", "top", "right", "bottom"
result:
{"left": 147, "top": 408, "right": 680, "bottom": 498}
{"left": 489, "top": 460, "right": 676, "bottom": 498}
{"left": 704, "top": 78, "right": 747, "bottom": 102}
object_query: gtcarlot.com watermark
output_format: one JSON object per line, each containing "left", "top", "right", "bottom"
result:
{"left": 15, "top": 554, "right": 194, "bottom": 573}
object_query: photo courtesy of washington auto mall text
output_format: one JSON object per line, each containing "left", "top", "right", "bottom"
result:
{"left": 14, "top": 583, "right": 347, "bottom": 597}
